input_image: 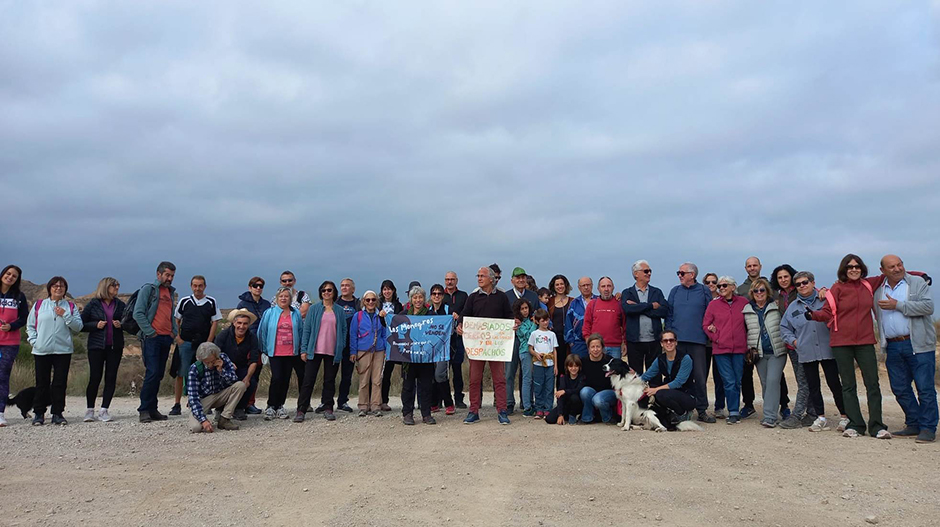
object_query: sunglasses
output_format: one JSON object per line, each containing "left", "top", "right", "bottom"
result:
{"left": 846, "top": 264, "right": 862, "bottom": 271}
{"left": 704, "top": 280, "right": 717, "bottom": 285}
{"left": 718, "top": 283, "right": 733, "bottom": 289}
{"left": 251, "top": 283, "right": 264, "bottom": 289}
{"left": 640, "top": 269, "right": 652, "bottom": 274}
{"left": 363, "top": 298, "right": 377, "bottom": 303}
{"left": 431, "top": 291, "right": 444, "bottom": 296}
{"left": 676, "top": 271, "right": 690, "bottom": 277}
{"left": 661, "top": 338, "right": 676, "bottom": 343}
{"left": 281, "top": 279, "right": 294, "bottom": 284}
{"left": 320, "top": 288, "right": 334, "bottom": 293}
{"left": 794, "top": 280, "right": 810, "bottom": 287}
{"left": 752, "top": 288, "right": 767, "bottom": 294}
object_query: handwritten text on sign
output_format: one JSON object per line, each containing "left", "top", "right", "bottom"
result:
{"left": 461, "top": 316, "right": 514, "bottom": 362}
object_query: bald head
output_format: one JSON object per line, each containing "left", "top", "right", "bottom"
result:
{"left": 745, "top": 257, "right": 761, "bottom": 279}
{"left": 577, "top": 276, "right": 593, "bottom": 300}
{"left": 880, "top": 254, "right": 905, "bottom": 284}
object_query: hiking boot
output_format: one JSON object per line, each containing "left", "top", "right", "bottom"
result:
{"left": 808, "top": 417, "right": 830, "bottom": 432}
{"left": 801, "top": 413, "right": 817, "bottom": 427}
{"left": 246, "top": 404, "right": 262, "bottom": 415}
{"left": 338, "top": 404, "right": 354, "bottom": 413}
{"left": 445, "top": 406, "right": 456, "bottom": 415}
{"left": 739, "top": 406, "right": 756, "bottom": 419}
{"left": 463, "top": 412, "right": 480, "bottom": 424}
{"left": 915, "top": 430, "right": 936, "bottom": 443}
{"left": 292, "top": 411, "right": 305, "bottom": 423}
{"left": 423, "top": 415, "right": 437, "bottom": 425}
{"left": 52, "top": 414, "right": 68, "bottom": 425}
{"left": 217, "top": 416, "right": 240, "bottom": 431}
{"left": 98, "top": 408, "right": 113, "bottom": 422}
{"left": 324, "top": 410, "right": 336, "bottom": 421}
{"left": 779, "top": 415, "right": 802, "bottom": 429}
{"left": 83, "top": 409, "right": 96, "bottom": 422}
{"left": 168, "top": 403, "right": 182, "bottom": 416}
{"left": 892, "top": 426, "right": 920, "bottom": 437}
{"left": 380, "top": 404, "right": 392, "bottom": 412}
{"left": 403, "top": 413, "right": 416, "bottom": 425}
{"left": 697, "top": 411, "right": 716, "bottom": 424}
{"left": 138, "top": 412, "right": 152, "bottom": 423}
{"left": 358, "top": 409, "right": 368, "bottom": 417}
{"left": 150, "top": 411, "right": 168, "bottom": 421}
{"left": 32, "top": 414, "right": 45, "bottom": 426}
{"left": 233, "top": 408, "right": 247, "bottom": 421}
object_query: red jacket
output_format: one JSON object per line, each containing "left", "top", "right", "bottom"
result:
{"left": 811, "top": 278, "right": 881, "bottom": 347}
{"left": 702, "top": 295, "right": 749, "bottom": 354}
{"left": 582, "top": 297, "right": 626, "bottom": 347}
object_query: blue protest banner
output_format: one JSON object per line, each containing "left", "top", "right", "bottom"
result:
{"left": 385, "top": 314, "right": 453, "bottom": 363}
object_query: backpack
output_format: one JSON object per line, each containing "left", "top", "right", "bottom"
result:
{"left": 823, "top": 280, "right": 872, "bottom": 333}
{"left": 121, "top": 284, "right": 155, "bottom": 335}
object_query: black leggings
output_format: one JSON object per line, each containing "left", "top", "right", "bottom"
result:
{"left": 297, "top": 354, "right": 338, "bottom": 412}
{"left": 652, "top": 389, "right": 697, "bottom": 415}
{"left": 267, "top": 356, "right": 304, "bottom": 409}
{"left": 34, "top": 354, "right": 71, "bottom": 416}
{"left": 382, "top": 360, "right": 403, "bottom": 404}
{"left": 802, "top": 359, "right": 846, "bottom": 417}
{"left": 401, "top": 363, "right": 434, "bottom": 418}
{"left": 86, "top": 346, "right": 122, "bottom": 408}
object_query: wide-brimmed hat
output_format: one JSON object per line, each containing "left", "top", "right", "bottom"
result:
{"left": 227, "top": 308, "right": 257, "bottom": 326}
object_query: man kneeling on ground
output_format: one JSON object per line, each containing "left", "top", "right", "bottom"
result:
{"left": 188, "top": 342, "right": 246, "bottom": 433}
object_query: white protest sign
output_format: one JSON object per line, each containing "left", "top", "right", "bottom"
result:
{"left": 461, "top": 316, "right": 514, "bottom": 362}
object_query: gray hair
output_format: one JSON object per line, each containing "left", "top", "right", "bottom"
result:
{"left": 196, "top": 342, "right": 220, "bottom": 362}
{"left": 631, "top": 260, "right": 650, "bottom": 274}
{"left": 481, "top": 266, "right": 496, "bottom": 281}
{"left": 409, "top": 286, "right": 427, "bottom": 300}
{"left": 793, "top": 271, "right": 815, "bottom": 283}
{"left": 717, "top": 276, "right": 737, "bottom": 290}
{"left": 275, "top": 286, "right": 292, "bottom": 298}
{"left": 681, "top": 262, "right": 699, "bottom": 278}
{"left": 598, "top": 276, "right": 614, "bottom": 287}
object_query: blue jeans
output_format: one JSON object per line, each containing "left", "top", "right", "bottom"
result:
{"left": 506, "top": 339, "right": 534, "bottom": 410}
{"left": 885, "top": 340, "right": 939, "bottom": 433}
{"left": 532, "top": 364, "right": 554, "bottom": 412}
{"left": 580, "top": 386, "right": 617, "bottom": 423}
{"left": 569, "top": 341, "right": 588, "bottom": 359}
{"left": 714, "top": 353, "right": 744, "bottom": 416}
{"left": 604, "top": 346, "right": 620, "bottom": 359}
{"left": 138, "top": 334, "right": 173, "bottom": 413}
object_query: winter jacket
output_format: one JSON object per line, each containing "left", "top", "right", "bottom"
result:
{"left": 702, "top": 295, "right": 749, "bottom": 354}
{"left": 621, "top": 285, "right": 668, "bottom": 343}
{"left": 81, "top": 297, "right": 126, "bottom": 351}
{"left": 780, "top": 293, "right": 833, "bottom": 363}
{"left": 132, "top": 279, "right": 178, "bottom": 339}
{"left": 564, "top": 295, "right": 597, "bottom": 345}
{"left": 666, "top": 283, "right": 711, "bottom": 345}
{"left": 349, "top": 310, "right": 388, "bottom": 354}
{"left": 300, "top": 302, "right": 348, "bottom": 363}
{"left": 872, "top": 273, "right": 935, "bottom": 354}
{"left": 743, "top": 301, "right": 786, "bottom": 358}
{"left": 236, "top": 292, "right": 271, "bottom": 334}
{"left": 582, "top": 296, "right": 626, "bottom": 346}
{"left": 213, "top": 325, "right": 260, "bottom": 371}
{"left": 810, "top": 279, "right": 879, "bottom": 347}
{"left": 0, "top": 290, "right": 29, "bottom": 346}
{"left": 258, "top": 306, "right": 303, "bottom": 357}
{"left": 26, "top": 298, "right": 82, "bottom": 355}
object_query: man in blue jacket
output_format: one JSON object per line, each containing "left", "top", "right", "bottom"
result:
{"left": 621, "top": 260, "right": 668, "bottom": 374}
{"left": 132, "top": 261, "right": 179, "bottom": 423}
{"left": 565, "top": 277, "right": 597, "bottom": 359}
{"left": 665, "top": 262, "right": 716, "bottom": 424}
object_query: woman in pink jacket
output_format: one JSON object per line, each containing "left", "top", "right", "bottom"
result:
{"left": 703, "top": 276, "right": 749, "bottom": 424}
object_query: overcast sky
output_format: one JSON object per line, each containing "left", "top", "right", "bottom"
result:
{"left": 3, "top": 1, "right": 939, "bottom": 305}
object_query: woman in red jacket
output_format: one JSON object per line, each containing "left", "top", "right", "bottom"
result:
{"left": 703, "top": 276, "right": 749, "bottom": 424}
{"left": 809, "top": 254, "right": 889, "bottom": 439}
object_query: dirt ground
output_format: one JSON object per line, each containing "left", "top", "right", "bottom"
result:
{"left": 3, "top": 371, "right": 939, "bottom": 527}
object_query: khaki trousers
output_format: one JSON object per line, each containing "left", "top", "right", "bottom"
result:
{"left": 189, "top": 381, "right": 247, "bottom": 432}
{"left": 356, "top": 351, "right": 385, "bottom": 411}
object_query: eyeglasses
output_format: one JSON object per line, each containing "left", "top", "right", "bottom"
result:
{"left": 794, "top": 280, "right": 810, "bottom": 287}
{"left": 320, "top": 288, "right": 334, "bottom": 293}
{"left": 704, "top": 280, "right": 717, "bottom": 285}
{"left": 718, "top": 284, "right": 733, "bottom": 289}
{"left": 251, "top": 283, "right": 264, "bottom": 289}
{"left": 846, "top": 264, "right": 862, "bottom": 271}
{"left": 677, "top": 271, "right": 690, "bottom": 277}
{"left": 640, "top": 269, "right": 652, "bottom": 275}
{"left": 51, "top": 284, "right": 65, "bottom": 289}
{"left": 661, "top": 338, "right": 676, "bottom": 343}
{"left": 752, "top": 288, "right": 767, "bottom": 294}
{"left": 363, "top": 298, "right": 376, "bottom": 303}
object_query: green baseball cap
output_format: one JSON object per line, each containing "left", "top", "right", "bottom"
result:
{"left": 512, "top": 267, "right": 527, "bottom": 277}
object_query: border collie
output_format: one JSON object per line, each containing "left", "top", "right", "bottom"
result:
{"left": 603, "top": 359, "right": 701, "bottom": 432}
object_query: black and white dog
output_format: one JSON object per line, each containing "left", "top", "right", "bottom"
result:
{"left": 7, "top": 386, "right": 36, "bottom": 419}
{"left": 603, "top": 359, "right": 701, "bottom": 432}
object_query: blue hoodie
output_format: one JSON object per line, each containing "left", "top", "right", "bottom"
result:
{"left": 665, "top": 282, "right": 711, "bottom": 345}
{"left": 349, "top": 309, "right": 387, "bottom": 355}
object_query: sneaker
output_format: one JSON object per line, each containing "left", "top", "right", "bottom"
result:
{"left": 323, "top": 410, "right": 336, "bottom": 421}
{"left": 403, "top": 413, "right": 415, "bottom": 425}
{"left": 168, "top": 403, "right": 182, "bottom": 416}
{"left": 498, "top": 411, "right": 511, "bottom": 425}
{"left": 98, "top": 408, "right": 112, "bottom": 422}
{"left": 876, "top": 429, "right": 892, "bottom": 440}
{"left": 779, "top": 415, "right": 802, "bottom": 429}
{"left": 150, "top": 411, "right": 168, "bottom": 421}
{"left": 698, "top": 412, "right": 717, "bottom": 424}
{"left": 761, "top": 419, "right": 777, "bottom": 428}
{"left": 276, "top": 407, "right": 289, "bottom": 419}
{"left": 380, "top": 404, "right": 392, "bottom": 412}
{"left": 263, "top": 407, "right": 275, "bottom": 421}
{"left": 568, "top": 415, "right": 578, "bottom": 425}
{"left": 338, "top": 404, "right": 354, "bottom": 413}
{"left": 83, "top": 409, "right": 96, "bottom": 422}
{"left": 455, "top": 400, "right": 468, "bottom": 409}
{"left": 32, "top": 414, "right": 45, "bottom": 426}
{"left": 534, "top": 412, "right": 543, "bottom": 420}
{"left": 0, "top": 414, "right": 6, "bottom": 427}
{"left": 915, "top": 430, "right": 936, "bottom": 443}
{"left": 801, "top": 413, "right": 817, "bottom": 427}
{"left": 713, "top": 408, "right": 726, "bottom": 419}
{"left": 780, "top": 407, "right": 791, "bottom": 420}
{"left": 423, "top": 415, "right": 437, "bottom": 425}
{"left": 842, "top": 428, "right": 859, "bottom": 438}
{"left": 445, "top": 406, "right": 456, "bottom": 415}
{"left": 808, "top": 417, "right": 830, "bottom": 432}
{"left": 358, "top": 410, "right": 368, "bottom": 417}
{"left": 464, "top": 412, "right": 480, "bottom": 424}
{"left": 138, "top": 412, "right": 152, "bottom": 423}
{"left": 739, "top": 406, "right": 756, "bottom": 419}
{"left": 522, "top": 408, "right": 536, "bottom": 417}
{"left": 726, "top": 415, "right": 740, "bottom": 425}
{"left": 246, "top": 404, "right": 262, "bottom": 415}
{"left": 292, "top": 411, "right": 305, "bottom": 423}
{"left": 837, "top": 417, "right": 849, "bottom": 432}
{"left": 431, "top": 406, "right": 440, "bottom": 413}
{"left": 52, "top": 414, "right": 68, "bottom": 425}
{"left": 217, "top": 416, "right": 240, "bottom": 431}
{"left": 892, "top": 426, "right": 920, "bottom": 437}
{"left": 313, "top": 404, "right": 326, "bottom": 414}
{"left": 232, "top": 408, "right": 247, "bottom": 421}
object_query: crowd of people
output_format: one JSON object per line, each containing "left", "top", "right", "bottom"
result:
{"left": 0, "top": 254, "right": 936, "bottom": 443}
